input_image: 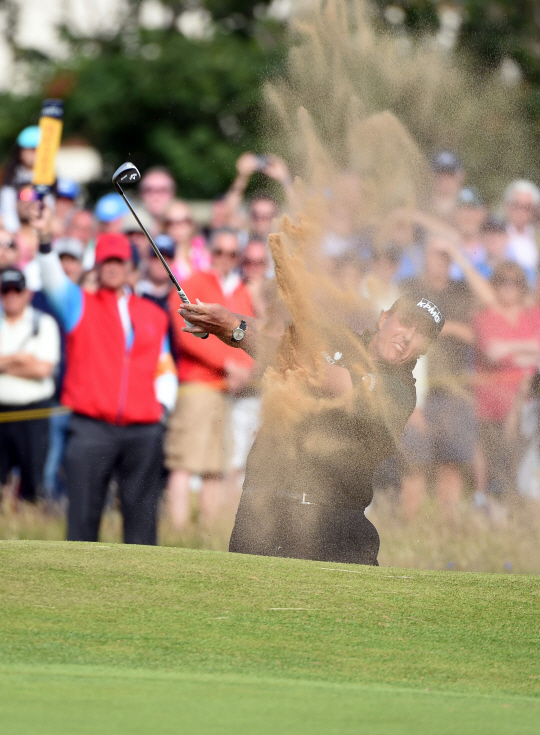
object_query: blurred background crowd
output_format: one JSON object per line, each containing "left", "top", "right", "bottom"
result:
{"left": 2, "top": 0, "right": 540, "bottom": 568}
{"left": 3, "top": 135, "right": 540, "bottom": 542}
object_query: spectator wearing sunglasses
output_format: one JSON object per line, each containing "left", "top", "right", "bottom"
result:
{"left": 165, "top": 228, "right": 254, "bottom": 532}
{"left": 163, "top": 199, "right": 210, "bottom": 282}
{"left": 0, "top": 268, "right": 60, "bottom": 502}
{"left": 138, "top": 167, "right": 176, "bottom": 234}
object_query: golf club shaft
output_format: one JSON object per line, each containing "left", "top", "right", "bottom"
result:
{"left": 114, "top": 182, "right": 208, "bottom": 339}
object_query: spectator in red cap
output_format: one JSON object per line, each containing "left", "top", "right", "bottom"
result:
{"left": 35, "top": 211, "right": 177, "bottom": 545}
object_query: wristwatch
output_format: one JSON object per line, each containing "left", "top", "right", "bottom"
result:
{"left": 232, "top": 320, "right": 247, "bottom": 342}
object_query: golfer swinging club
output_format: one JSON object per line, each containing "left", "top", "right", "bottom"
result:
{"left": 180, "top": 293, "right": 444, "bottom": 566}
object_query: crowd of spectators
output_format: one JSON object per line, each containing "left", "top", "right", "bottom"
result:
{"left": 1, "top": 126, "right": 540, "bottom": 543}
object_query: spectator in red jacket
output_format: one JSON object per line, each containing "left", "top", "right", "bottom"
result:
{"left": 37, "top": 212, "right": 177, "bottom": 545}
{"left": 166, "top": 228, "right": 254, "bottom": 531}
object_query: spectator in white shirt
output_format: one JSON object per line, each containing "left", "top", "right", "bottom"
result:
{"left": 0, "top": 268, "right": 60, "bottom": 502}
{"left": 504, "top": 179, "right": 540, "bottom": 272}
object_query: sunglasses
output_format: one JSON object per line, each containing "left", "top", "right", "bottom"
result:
{"left": 212, "top": 249, "right": 239, "bottom": 259}
{"left": 165, "top": 218, "right": 193, "bottom": 227}
{"left": 243, "top": 258, "right": 267, "bottom": 266}
{"left": 496, "top": 278, "right": 523, "bottom": 287}
{"left": 1, "top": 285, "right": 24, "bottom": 295}
{"left": 141, "top": 186, "right": 174, "bottom": 195}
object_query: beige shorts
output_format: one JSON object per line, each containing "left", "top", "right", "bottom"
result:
{"left": 165, "top": 384, "right": 231, "bottom": 475}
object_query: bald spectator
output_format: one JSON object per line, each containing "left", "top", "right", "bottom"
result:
{"left": 139, "top": 167, "right": 176, "bottom": 232}
{"left": 163, "top": 199, "right": 210, "bottom": 282}
{"left": 66, "top": 209, "right": 96, "bottom": 249}
{"left": 504, "top": 180, "right": 540, "bottom": 272}
{"left": 165, "top": 228, "right": 254, "bottom": 531}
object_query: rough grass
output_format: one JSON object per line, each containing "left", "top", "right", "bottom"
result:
{"left": 2, "top": 490, "right": 540, "bottom": 574}
{"left": 0, "top": 541, "right": 539, "bottom": 734}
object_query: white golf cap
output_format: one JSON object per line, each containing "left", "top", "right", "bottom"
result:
{"left": 54, "top": 237, "right": 85, "bottom": 262}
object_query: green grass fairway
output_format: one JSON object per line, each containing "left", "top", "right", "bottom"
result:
{"left": 0, "top": 542, "right": 539, "bottom": 734}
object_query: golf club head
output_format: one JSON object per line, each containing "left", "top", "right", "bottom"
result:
{"left": 112, "top": 162, "right": 141, "bottom": 186}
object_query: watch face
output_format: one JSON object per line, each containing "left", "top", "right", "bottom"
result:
{"left": 232, "top": 327, "right": 245, "bottom": 341}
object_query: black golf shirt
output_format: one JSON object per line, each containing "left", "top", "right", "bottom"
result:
{"left": 243, "top": 330, "right": 417, "bottom": 510}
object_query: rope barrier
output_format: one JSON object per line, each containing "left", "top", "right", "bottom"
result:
{"left": 0, "top": 406, "right": 71, "bottom": 423}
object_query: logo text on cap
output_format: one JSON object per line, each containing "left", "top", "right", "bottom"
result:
{"left": 417, "top": 298, "right": 441, "bottom": 323}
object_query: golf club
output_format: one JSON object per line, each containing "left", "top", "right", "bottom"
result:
{"left": 112, "top": 162, "right": 208, "bottom": 339}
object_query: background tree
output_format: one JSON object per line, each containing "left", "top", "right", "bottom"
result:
{"left": 0, "top": 0, "right": 285, "bottom": 199}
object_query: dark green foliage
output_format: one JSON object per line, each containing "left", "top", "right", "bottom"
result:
{"left": 374, "top": 1, "right": 540, "bottom": 163}
{"left": 0, "top": 1, "right": 285, "bottom": 198}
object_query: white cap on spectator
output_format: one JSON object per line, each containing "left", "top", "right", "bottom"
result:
{"left": 54, "top": 237, "right": 85, "bottom": 262}
{"left": 503, "top": 180, "right": 540, "bottom": 206}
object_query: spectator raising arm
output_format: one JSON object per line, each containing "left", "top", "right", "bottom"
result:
{"left": 32, "top": 206, "right": 85, "bottom": 334}
{"left": 441, "top": 239, "right": 497, "bottom": 309}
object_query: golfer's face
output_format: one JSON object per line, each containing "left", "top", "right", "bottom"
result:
{"left": 373, "top": 311, "right": 431, "bottom": 365}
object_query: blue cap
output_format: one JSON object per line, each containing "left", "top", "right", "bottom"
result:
{"left": 95, "top": 193, "right": 129, "bottom": 223}
{"left": 457, "top": 186, "right": 484, "bottom": 208}
{"left": 151, "top": 234, "right": 176, "bottom": 259}
{"left": 431, "top": 150, "right": 462, "bottom": 174}
{"left": 17, "top": 126, "right": 41, "bottom": 149}
{"left": 56, "top": 178, "right": 80, "bottom": 200}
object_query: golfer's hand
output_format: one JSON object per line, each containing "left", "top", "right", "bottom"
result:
{"left": 179, "top": 300, "right": 240, "bottom": 342}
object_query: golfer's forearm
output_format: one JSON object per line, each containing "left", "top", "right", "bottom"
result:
{"left": 227, "top": 315, "right": 260, "bottom": 359}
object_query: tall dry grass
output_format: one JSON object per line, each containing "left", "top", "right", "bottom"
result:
{"left": 266, "top": 0, "right": 534, "bottom": 202}
{"left": 2, "top": 490, "right": 540, "bottom": 575}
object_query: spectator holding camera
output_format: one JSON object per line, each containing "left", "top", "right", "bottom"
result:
{"left": 224, "top": 152, "right": 294, "bottom": 244}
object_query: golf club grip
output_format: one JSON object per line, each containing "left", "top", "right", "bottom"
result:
{"left": 177, "top": 290, "right": 209, "bottom": 339}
